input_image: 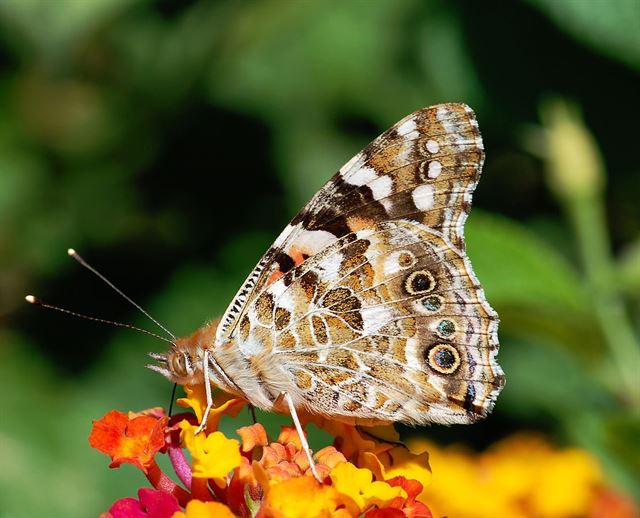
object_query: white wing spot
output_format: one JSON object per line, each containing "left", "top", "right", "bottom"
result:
{"left": 293, "top": 229, "right": 338, "bottom": 255}
{"left": 436, "top": 106, "right": 457, "bottom": 133}
{"left": 428, "top": 160, "right": 442, "bottom": 179}
{"left": 383, "top": 250, "right": 416, "bottom": 275}
{"left": 346, "top": 166, "right": 378, "bottom": 186}
{"left": 318, "top": 251, "right": 344, "bottom": 282}
{"left": 396, "top": 118, "right": 417, "bottom": 136}
{"left": 412, "top": 184, "right": 435, "bottom": 210}
{"left": 368, "top": 175, "right": 392, "bottom": 201}
{"left": 360, "top": 305, "right": 394, "bottom": 334}
{"left": 425, "top": 140, "right": 439, "bottom": 154}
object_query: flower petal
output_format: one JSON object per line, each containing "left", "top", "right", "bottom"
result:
{"left": 89, "top": 410, "right": 167, "bottom": 474}
{"left": 363, "top": 509, "right": 406, "bottom": 518}
{"left": 179, "top": 421, "right": 241, "bottom": 486}
{"left": 330, "top": 462, "right": 404, "bottom": 514}
{"left": 277, "top": 426, "right": 302, "bottom": 450}
{"left": 362, "top": 446, "right": 431, "bottom": 503}
{"left": 104, "top": 497, "right": 147, "bottom": 518}
{"left": 237, "top": 423, "right": 269, "bottom": 452}
{"left": 137, "top": 488, "right": 181, "bottom": 518}
{"left": 261, "top": 475, "right": 341, "bottom": 518}
{"left": 104, "top": 489, "right": 180, "bottom": 518}
{"left": 177, "top": 385, "right": 245, "bottom": 432}
{"left": 315, "top": 446, "right": 347, "bottom": 470}
{"left": 171, "top": 500, "right": 236, "bottom": 518}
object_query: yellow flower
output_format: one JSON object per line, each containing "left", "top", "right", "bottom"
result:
{"left": 260, "top": 475, "right": 347, "bottom": 518}
{"left": 172, "top": 500, "right": 236, "bottom": 518}
{"left": 361, "top": 445, "right": 431, "bottom": 503}
{"left": 179, "top": 421, "right": 241, "bottom": 487}
{"left": 330, "top": 462, "right": 405, "bottom": 515}
{"left": 177, "top": 384, "right": 245, "bottom": 432}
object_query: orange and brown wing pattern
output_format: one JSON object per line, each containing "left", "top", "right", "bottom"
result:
{"left": 217, "top": 103, "right": 484, "bottom": 343}
{"left": 241, "top": 220, "right": 503, "bottom": 425}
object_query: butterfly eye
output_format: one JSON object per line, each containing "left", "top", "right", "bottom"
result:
{"left": 169, "top": 352, "right": 190, "bottom": 377}
{"left": 426, "top": 344, "right": 461, "bottom": 375}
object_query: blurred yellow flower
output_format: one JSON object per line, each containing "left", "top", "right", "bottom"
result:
{"left": 408, "top": 434, "right": 635, "bottom": 518}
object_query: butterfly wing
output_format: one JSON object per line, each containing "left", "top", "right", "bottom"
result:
{"left": 242, "top": 220, "right": 503, "bottom": 425}
{"left": 217, "top": 103, "right": 484, "bottom": 342}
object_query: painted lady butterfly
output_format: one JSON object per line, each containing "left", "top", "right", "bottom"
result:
{"left": 149, "top": 103, "right": 505, "bottom": 478}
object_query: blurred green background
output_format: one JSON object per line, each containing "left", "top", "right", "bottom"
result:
{"left": 1, "top": 0, "right": 638, "bottom": 516}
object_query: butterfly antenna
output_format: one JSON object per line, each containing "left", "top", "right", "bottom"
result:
{"left": 67, "top": 248, "right": 176, "bottom": 341}
{"left": 25, "top": 295, "right": 174, "bottom": 344}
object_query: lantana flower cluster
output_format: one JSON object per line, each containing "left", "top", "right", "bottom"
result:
{"left": 90, "top": 385, "right": 432, "bottom": 517}
{"left": 90, "top": 384, "right": 637, "bottom": 518}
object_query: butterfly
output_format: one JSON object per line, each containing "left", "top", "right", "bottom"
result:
{"left": 148, "top": 103, "right": 504, "bottom": 479}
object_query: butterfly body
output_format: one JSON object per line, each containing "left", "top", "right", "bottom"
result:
{"left": 150, "top": 103, "right": 504, "bottom": 428}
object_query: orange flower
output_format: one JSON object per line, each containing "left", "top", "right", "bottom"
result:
{"left": 363, "top": 510, "right": 407, "bottom": 518}
{"left": 245, "top": 424, "right": 331, "bottom": 482}
{"left": 385, "top": 477, "right": 433, "bottom": 518}
{"left": 237, "top": 422, "right": 269, "bottom": 452}
{"left": 317, "top": 419, "right": 397, "bottom": 460}
{"left": 89, "top": 410, "right": 167, "bottom": 474}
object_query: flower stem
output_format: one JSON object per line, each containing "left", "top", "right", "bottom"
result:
{"left": 569, "top": 195, "right": 640, "bottom": 410}
{"left": 146, "top": 460, "right": 191, "bottom": 507}
{"left": 541, "top": 98, "right": 640, "bottom": 411}
{"left": 191, "top": 477, "right": 214, "bottom": 502}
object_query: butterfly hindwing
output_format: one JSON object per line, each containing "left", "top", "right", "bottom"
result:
{"left": 217, "top": 103, "right": 485, "bottom": 342}
{"left": 242, "top": 220, "right": 503, "bottom": 425}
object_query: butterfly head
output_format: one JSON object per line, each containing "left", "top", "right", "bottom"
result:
{"left": 147, "top": 320, "right": 218, "bottom": 385}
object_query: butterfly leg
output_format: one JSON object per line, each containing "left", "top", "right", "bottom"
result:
{"left": 281, "top": 391, "right": 321, "bottom": 482}
{"left": 195, "top": 350, "right": 213, "bottom": 435}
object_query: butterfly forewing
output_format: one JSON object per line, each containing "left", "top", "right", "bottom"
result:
{"left": 214, "top": 103, "right": 503, "bottom": 425}
{"left": 217, "top": 103, "right": 484, "bottom": 341}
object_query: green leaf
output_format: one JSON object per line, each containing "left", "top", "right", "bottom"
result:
{"left": 525, "top": 0, "right": 640, "bottom": 69}
{"left": 466, "top": 211, "right": 604, "bottom": 357}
